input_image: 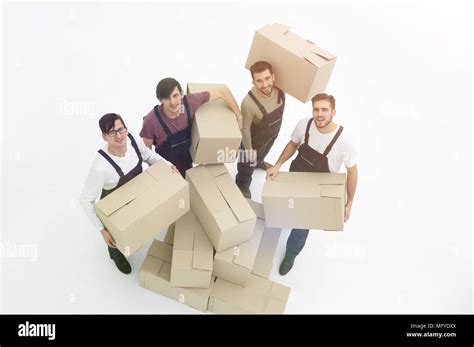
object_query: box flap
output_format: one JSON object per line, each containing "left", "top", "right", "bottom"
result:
{"left": 164, "top": 224, "right": 175, "bottom": 245}
{"left": 246, "top": 199, "right": 265, "bottom": 219}
{"left": 257, "top": 23, "right": 291, "bottom": 36}
{"left": 214, "top": 173, "right": 256, "bottom": 223}
{"left": 204, "top": 164, "right": 229, "bottom": 178}
{"left": 148, "top": 240, "right": 173, "bottom": 263}
{"left": 303, "top": 45, "right": 337, "bottom": 66}
{"left": 172, "top": 249, "right": 193, "bottom": 270}
{"left": 320, "top": 185, "right": 345, "bottom": 198}
{"left": 140, "top": 254, "right": 164, "bottom": 277}
{"left": 233, "top": 218, "right": 265, "bottom": 269}
{"left": 95, "top": 193, "right": 137, "bottom": 217}
{"left": 252, "top": 227, "right": 281, "bottom": 279}
{"left": 193, "top": 227, "right": 214, "bottom": 271}
{"left": 257, "top": 23, "right": 336, "bottom": 67}
{"left": 262, "top": 181, "right": 322, "bottom": 198}
{"left": 174, "top": 212, "right": 195, "bottom": 250}
{"left": 187, "top": 166, "right": 228, "bottom": 214}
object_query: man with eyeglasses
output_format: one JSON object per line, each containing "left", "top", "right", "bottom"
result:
{"left": 140, "top": 77, "right": 243, "bottom": 177}
{"left": 80, "top": 113, "right": 178, "bottom": 274}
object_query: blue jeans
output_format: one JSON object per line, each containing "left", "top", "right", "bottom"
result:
{"left": 286, "top": 228, "right": 309, "bottom": 259}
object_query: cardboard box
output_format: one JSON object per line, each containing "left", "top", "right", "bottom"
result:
{"left": 170, "top": 211, "right": 214, "bottom": 288}
{"left": 96, "top": 161, "right": 189, "bottom": 257}
{"left": 187, "top": 83, "right": 242, "bottom": 164}
{"left": 139, "top": 239, "right": 215, "bottom": 312}
{"left": 246, "top": 199, "right": 282, "bottom": 279}
{"left": 245, "top": 23, "right": 337, "bottom": 103}
{"left": 213, "top": 214, "right": 264, "bottom": 287}
{"left": 262, "top": 171, "right": 346, "bottom": 231}
{"left": 207, "top": 274, "right": 291, "bottom": 314}
{"left": 186, "top": 164, "right": 256, "bottom": 252}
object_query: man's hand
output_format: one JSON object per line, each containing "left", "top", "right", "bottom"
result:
{"left": 344, "top": 203, "right": 352, "bottom": 222}
{"left": 171, "top": 165, "right": 179, "bottom": 174}
{"left": 236, "top": 115, "right": 243, "bottom": 130}
{"left": 266, "top": 164, "right": 281, "bottom": 180}
{"left": 101, "top": 228, "right": 117, "bottom": 248}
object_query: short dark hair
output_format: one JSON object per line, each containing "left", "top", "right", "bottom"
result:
{"left": 99, "top": 113, "right": 126, "bottom": 134}
{"left": 250, "top": 61, "right": 273, "bottom": 79}
{"left": 156, "top": 77, "right": 182, "bottom": 100}
{"left": 311, "top": 93, "right": 336, "bottom": 110}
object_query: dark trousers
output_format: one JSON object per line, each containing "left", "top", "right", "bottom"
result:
{"left": 286, "top": 228, "right": 310, "bottom": 259}
{"left": 236, "top": 160, "right": 258, "bottom": 189}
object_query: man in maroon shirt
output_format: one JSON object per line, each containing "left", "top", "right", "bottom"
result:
{"left": 140, "top": 78, "right": 242, "bottom": 177}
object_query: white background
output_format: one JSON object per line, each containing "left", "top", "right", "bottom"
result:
{"left": 0, "top": 1, "right": 472, "bottom": 313}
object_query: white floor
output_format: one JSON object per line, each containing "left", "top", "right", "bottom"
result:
{"left": 1, "top": 1, "right": 472, "bottom": 314}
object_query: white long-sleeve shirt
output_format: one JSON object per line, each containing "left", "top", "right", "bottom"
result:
{"left": 80, "top": 136, "right": 172, "bottom": 232}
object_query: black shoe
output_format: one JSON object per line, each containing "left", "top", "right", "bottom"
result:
{"left": 239, "top": 186, "right": 251, "bottom": 199}
{"left": 279, "top": 256, "right": 295, "bottom": 276}
{"left": 109, "top": 248, "right": 132, "bottom": 275}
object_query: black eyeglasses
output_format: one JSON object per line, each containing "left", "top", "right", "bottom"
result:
{"left": 105, "top": 127, "right": 127, "bottom": 137}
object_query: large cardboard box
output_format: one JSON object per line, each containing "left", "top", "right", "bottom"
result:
{"left": 207, "top": 274, "right": 291, "bottom": 314}
{"left": 245, "top": 23, "right": 337, "bottom": 103}
{"left": 96, "top": 161, "right": 189, "bottom": 257}
{"left": 246, "top": 199, "right": 282, "bottom": 279}
{"left": 170, "top": 211, "right": 214, "bottom": 288}
{"left": 186, "top": 164, "right": 256, "bottom": 252}
{"left": 262, "top": 171, "right": 346, "bottom": 231}
{"left": 187, "top": 83, "right": 242, "bottom": 164}
{"left": 139, "top": 239, "right": 215, "bottom": 312}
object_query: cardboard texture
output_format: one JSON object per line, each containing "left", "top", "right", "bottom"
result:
{"left": 262, "top": 171, "right": 346, "bottom": 231}
{"left": 187, "top": 83, "right": 242, "bottom": 164}
{"left": 208, "top": 274, "right": 291, "bottom": 314}
{"left": 245, "top": 23, "right": 337, "bottom": 103}
{"left": 96, "top": 161, "right": 189, "bottom": 257}
{"left": 246, "top": 199, "right": 282, "bottom": 279}
{"left": 170, "top": 211, "right": 214, "bottom": 288}
{"left": 139, "top": 239, "right": 215, "bottom": 312}
{"left": 213, "top": 216, "right": 265, "bottom": 287}
{"left": 213, "top": 199, "right": 282, "bottom": 286}
{"left": 186, "top": 164, "right": 256, "bottom": 252}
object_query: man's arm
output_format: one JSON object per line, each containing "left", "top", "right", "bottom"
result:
{"left": 142, "top": 137, "right": 153, "bottom": 149}
{"left": 208, "top": 87, "right": 243, "bottom": 129}
{"left": 240, "top": 101, "right": 254, "bottom": 150}
{"left": 266, "top": 140, "right": 300, "bottom": 180}
{"left": 344, "top": 164, "right": 358, "bottom": 222}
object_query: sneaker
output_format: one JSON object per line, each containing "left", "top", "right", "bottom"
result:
{"left": 256, "top": 161, "right": 272, "bottom": 170}
{"left": 279, "top": 256, "right": 295, "bottom": 276}
{"left": 109, "top": 248, "right": 132, "bottom": 275}
{"left": 239, "top": 186, "right": 251, "bottom": 199}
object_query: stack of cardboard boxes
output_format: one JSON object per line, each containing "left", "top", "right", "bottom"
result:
{"left": 139, "top": 163, "right": 291, "bottom": 314}
{"left": 97, "top": 23, "right": 343, "bottom": 314}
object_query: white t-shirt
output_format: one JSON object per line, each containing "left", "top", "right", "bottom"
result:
{"left": 290, "top": 117, "right": 357, "bottom": 173}
{"left": 80, "top": 135, "right": 172, "bottom": 232}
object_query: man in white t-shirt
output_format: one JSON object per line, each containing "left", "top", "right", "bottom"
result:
{"left": 80, "top": 113, "right": 177, "bottom": 274}
{"left": 267, "top": 93, "right": 358, "bottom": 275}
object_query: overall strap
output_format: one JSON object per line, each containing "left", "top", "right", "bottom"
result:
{"left": 323, "top": 126, "right": 344, "bottom": 156}
{"left": 153, "top": 105, "right": 173, "bottom": 136}
{"left": 304, "top": 118, "right": 313, "bottom": 144}
{"left": 98, "top": 150, "right": 124, "bottom": 177}
{"left": 248, "top": 91, "right": 267, "bottom": 116}
{"left": 182, "top": 95, "right": 192, "bottom": 126}
{"left": 127, "top": 133, "right": 143, "bottom": 162}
